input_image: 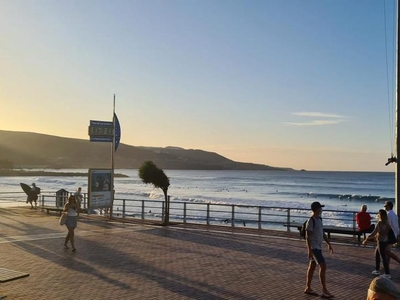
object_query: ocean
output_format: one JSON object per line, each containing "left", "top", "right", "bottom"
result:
{"left": 0, "top": 169, "right": 394, "bottom": 216}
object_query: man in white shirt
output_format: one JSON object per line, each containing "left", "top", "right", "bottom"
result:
{"left": 73, "top": 187, "right": 83, "bottom": 207}
{"left": 73, "top": 187, "right": 83, "bottom": 216}
{"left": 384, "top": 201, "right": 400, "bottom": 266}
{"left": 385, "top": 201, "right": 399, "bottom": 236}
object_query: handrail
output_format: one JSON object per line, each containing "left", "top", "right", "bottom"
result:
{"left": 0, "top": 191, "right": 376, "bottom": 232}
{"left": 109, "top": 198, "right": 374, "bottom": 232}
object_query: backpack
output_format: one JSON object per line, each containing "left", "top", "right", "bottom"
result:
{"left": 388, "top": 227, "right": 397, "bottom": 244}
{"left": 300, "top": 217, "right": 315, "bottom": 239}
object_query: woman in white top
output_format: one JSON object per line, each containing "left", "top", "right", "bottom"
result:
{"left": 63, "top": 195, "right": 79, "bottom": 251}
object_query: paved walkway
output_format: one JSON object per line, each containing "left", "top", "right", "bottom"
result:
{"left": 0, "top": 206, "right": 398, "bottom": 299}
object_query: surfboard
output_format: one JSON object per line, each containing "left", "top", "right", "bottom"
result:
{"left": 20, "top": 183, "right": 31, "bottom": 196}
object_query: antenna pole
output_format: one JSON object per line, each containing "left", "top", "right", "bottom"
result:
{"left": 396, "top": 0, "right": 400, "bottom": 217}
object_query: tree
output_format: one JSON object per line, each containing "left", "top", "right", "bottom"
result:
{"left": 138, "top": 161, "right": 171, "bottom": 225}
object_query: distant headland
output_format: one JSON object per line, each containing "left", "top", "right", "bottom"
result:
{"left": 0, "top": 169, "right": 128, "bottom": 177}
{"left": 0, "top": 130, "right": 294, "bottom": 171}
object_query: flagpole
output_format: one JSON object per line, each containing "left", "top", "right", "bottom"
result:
{"left": 111, "top": 94, "right": 116, "bottom": 218}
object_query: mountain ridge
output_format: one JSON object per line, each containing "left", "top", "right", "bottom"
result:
{"left": 0, "top": 130, "right": 294, "bottom": 171}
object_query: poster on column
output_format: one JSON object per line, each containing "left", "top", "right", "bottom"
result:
{"left": 88, "top": 169, "right": 112, "bottom": 209}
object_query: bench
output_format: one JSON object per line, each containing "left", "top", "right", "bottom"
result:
{"left": 38, "top": 206, "right": 63, "bottom": 215}
{"left": 38, "top": 206, "right": 87, "bottom": 215}
{"left": 284, "top": 222, "right": 363, "bottom": 242}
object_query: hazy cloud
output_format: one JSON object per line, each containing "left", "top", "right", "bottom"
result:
{"left": 285, "top": 120, "right": 344, "bottom": 126}
{"left": 292, "top": 112, "right": 345, "bottom": 118}
{"left": 285, "top": 112, "right": 346, "bottom": 126}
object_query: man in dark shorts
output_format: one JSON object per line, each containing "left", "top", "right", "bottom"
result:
{"left": 304, "top": 201, "right": 334, "bottom": 299}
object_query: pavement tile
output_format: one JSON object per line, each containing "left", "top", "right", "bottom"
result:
{"left": 0, "top": 206, "right": 397, "bottom": 299}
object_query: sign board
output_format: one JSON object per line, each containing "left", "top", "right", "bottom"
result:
{"left": 88, "top": 118, "right": 121, "bottom": 149}
{"left": 90, "top": 136, "right": 113, "bottom": 142}
{"left": 88, "top": 169, "right": 113, "bottom": 209}
{"left": 88, "top": 120, "right": 113, "bottom": 142}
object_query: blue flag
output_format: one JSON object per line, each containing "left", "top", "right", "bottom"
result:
{"left": 114, "top": 113, "right": 121, "bottom": 151}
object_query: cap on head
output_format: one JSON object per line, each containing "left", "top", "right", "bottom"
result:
{"left": 311, "top": 201, "right": 325, "bottom": 211}
{"left": 369, "top": 276, "right": 400, "bottom": 298}
{"left": 32, "top": 183, "right": 36, "bottom": 186}
{"left": 384, "top": 201, "right": 394, "bottom": 209}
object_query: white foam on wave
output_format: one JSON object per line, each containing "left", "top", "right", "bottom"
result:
{"left": 0, "top": 169, "right": 394, "bottom": 227}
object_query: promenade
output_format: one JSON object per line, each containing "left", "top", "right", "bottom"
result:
{"left": 0, "top": 205, "right": 398, "bottom": 299}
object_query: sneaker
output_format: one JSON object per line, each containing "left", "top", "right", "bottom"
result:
{"left": 382, "top": 274, "right": 392, "bottom": 279}
{"left": 372, "top": 270, "right": 380, "bottom": 275}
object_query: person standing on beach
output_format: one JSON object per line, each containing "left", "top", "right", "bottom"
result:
{"left": 362, "top": 209, "right": 391, "bottom": 278}
{"left": 383, "top": 201, "right": 400, "bottom": 266}
{"left": 304, "top": 201, "right": 334, "bottom": 299}
{"left": 63, "top": 195, "right": 79, "bottom": 251}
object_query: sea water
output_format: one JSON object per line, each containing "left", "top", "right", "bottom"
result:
{"left": 0, "top": 169, "right": 394, "bottom": 213}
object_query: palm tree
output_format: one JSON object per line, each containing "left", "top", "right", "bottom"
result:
{"left": 138, "top": 161, "right": 171, "bottom": 225}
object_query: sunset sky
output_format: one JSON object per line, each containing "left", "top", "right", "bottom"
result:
{"left": 1, "top": 0, "right": 398, "bottom": 172}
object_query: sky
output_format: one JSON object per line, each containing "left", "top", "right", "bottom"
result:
{"left": 0, "top": 0, "right": 398, "bottom": 172}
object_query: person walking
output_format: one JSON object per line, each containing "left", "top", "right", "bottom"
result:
{"left": 27, "top": 183, "right": 40, "bottom": 209}
{"left": 73, "top": 187, "right": 83, "bottom": 215}
{"left": 362, "top": 209, "right": 392, "bottom": 278}
{"left": 304, "top": 201, "right": 334, "bottom": 299}
{"left": 385, "top": 201, "right": 399, "bottom": 239}
{"left": 63, "top": 195, "right": 79, "bottom": 251}
{"left": 73, "top": 187, "right": 83, "bottom": 207}
{"left": 384, "top": 201, "right": 400, "bottom": 266}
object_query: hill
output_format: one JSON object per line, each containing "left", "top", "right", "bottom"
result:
{"left": 0, "top": 130, "right": 292, "bottom": 171}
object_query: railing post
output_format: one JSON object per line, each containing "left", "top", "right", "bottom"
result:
{"left": 286, "top": 209, "right": 291, "bottom": 232}
{"left": 122, "top": 199, "right": 126, "bottom": 218}
{"left": 207, "top": 203, "right": 210, "bottom": 225}
{"left": 40, "top": 195, "right": 44, "bottom": 212}
{"left": 258, "top": 206, "right": 262, "bottom": 229}
{"left": 183, "top": 202, "right": 187, "bottom": 224}
{"left": 231, "top": 205, "right": 235, "bottom": 227}
{"left": 352, "top": 212, "right": 357, "bottom": 239}
{"left": 162, "top": 202, "right": 165, "bottom": 222}
{"left": 141, "top": 200, "right": 145, "bottom": 219}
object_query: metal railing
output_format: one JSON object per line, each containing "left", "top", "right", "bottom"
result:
{"left": 0, "top": 191, "right": 88, "bottom": 210}
{"left": 39, "top": 194, "right": 88, "bottom": 210}
{"left": 111, "top": 198, "right": 374, "bottom": 232}
{"left": 0, "top": 191, "right": 376, "bottom": 232}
